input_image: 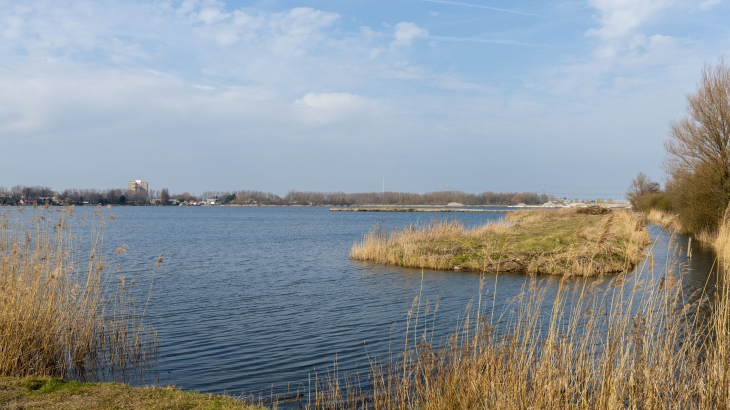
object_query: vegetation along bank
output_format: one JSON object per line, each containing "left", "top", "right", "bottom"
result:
{"left": 350, "top": 208, "right": 650, "bottom": 275}
{"left": 0, "top": 377, "right": 261, "bottom": 410}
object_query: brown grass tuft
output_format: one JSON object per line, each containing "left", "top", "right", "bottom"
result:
{"left": 0, "top": 206, "right": 157, "bottom": 381}
{"left": 350, "top": 210, "right": 649, "bottom": 276}
{"left": 646, "top": 209, "right": 683, "bottom": 231}
{"left": 311, "top": 228, "right": 729, "bottom": 409}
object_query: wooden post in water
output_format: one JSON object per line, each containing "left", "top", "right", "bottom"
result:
{"left": 687, "top": 237, "right": 692, "bottom": 259}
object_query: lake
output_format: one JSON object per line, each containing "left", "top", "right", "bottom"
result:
{"left": 89, "top": 206, "right": 715, "bottom": 401}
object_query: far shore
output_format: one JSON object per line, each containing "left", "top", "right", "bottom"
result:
{"left": 330, "top": 207, "right": 513, "bottom": 213}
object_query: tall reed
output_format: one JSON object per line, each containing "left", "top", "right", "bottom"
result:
{"left": 0, "top": 205, "right": 157, "bottom": 381}
{"left": 646, "top": 208, "right": 682, "bottom": 231}
{"left": 306, "top": 218, "right": 729, "bottom": 409}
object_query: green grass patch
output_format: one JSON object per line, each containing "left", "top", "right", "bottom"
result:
{"left": 351, "top": 209, "right": 650, "bottom": 276}
{"left": 1, "top": 377, "right": 264, "bottom": 410}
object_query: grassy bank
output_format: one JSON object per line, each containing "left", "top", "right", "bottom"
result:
{"left": 0, "top": 377, "right": 261, "bottom": 410}
{"left": 350, "top": 208, "right": 649, "bottom": 275}
{"left": 647, "top": 208, "right": 725, "bottom": 248}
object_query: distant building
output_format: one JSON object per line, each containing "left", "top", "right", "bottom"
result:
{"left": 128, "top": 180, "right": 149, "bottom": 195}
{"left": 19, "top": 198, "right": 36, "bottom": 206}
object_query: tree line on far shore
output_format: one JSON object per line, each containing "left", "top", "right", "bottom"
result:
{"left": 627, "top": 56, "right": 730, "bottom": 234}
{"left": 0, "top": 185, "right": 552, "bottom": 207}
{"left": 0, "top": 186, "right": 150, "bottom": 206}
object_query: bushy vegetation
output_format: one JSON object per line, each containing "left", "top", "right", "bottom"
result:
{"left": 663, "top": 57, "right": 730, "bottom": 233}
{"left": 0, "top": 185, "right": 148, "bottom": 206}
{"left": 629, "top": 56, "right": 730, "bottom": 235}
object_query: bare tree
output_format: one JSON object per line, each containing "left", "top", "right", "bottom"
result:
{"left": 664, "top": 56, "right": 730, "bottom": 230}
{"left": 159, "top": 188, "right": 170, "bottom": 205}
{"left": 625, "top": 172, "right": 661, "bottom": 207}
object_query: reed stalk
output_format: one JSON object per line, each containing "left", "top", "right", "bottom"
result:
{"left": 304, "top": 211, "right": 730, "bottom": 409}
{"left": 0, "top": 205, "right": 157, "bottom": 382}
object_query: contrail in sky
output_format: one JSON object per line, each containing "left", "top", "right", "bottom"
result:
{"left": 421, "top": 0, "right": 548, "bottom": 18}
{"left": 428, "top": 35, "right": 544, "bottom": 47}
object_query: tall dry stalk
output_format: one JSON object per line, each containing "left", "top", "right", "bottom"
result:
{"left": 305, "top": 220, "right": 730, "bottom": 409}
{"left": 646, "top": 209, "right": 683, "bottom": 231}
{"left": 0, "top": 205, "right": 157, "bottom": 381}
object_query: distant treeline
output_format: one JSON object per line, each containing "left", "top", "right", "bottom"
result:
{"left": 198, "top": 190, "right": 548, "bottom": 206}
{"left": 1, "top": 185, "right": 549, "bottom": 207}
{"left": 280, "top": 191, "right": 549, "bottom": 206}
{"left": 0, "top": 185, "right": 149, "bottom": 206}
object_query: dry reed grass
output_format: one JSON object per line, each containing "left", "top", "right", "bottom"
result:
{"left": 505, "top": 207, "right": 575, "bottom": 223}
{"left": 645, "top": 208, "right": 721, "bottom": 248}
{"left": 308, "top": 222, "right": 730, "bottom": 409}
{"left": 646, "top": 208, "right": 683, "bottom": 231}
{"left": 350, "top": 210, "right": 649, "bottom": 276}
{"left": 713, "top": 206, "right": 730, "bottom": 261}
{"left": 0, "top": 205, "right": 157, "bottom": 381}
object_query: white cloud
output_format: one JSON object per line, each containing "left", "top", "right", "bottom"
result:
{"left": 295, "top": 92, "right": 365, "bottom": 108}
{"left": 0, "top": 0, "right": 720, "bottom": 194}
{"left": 188, "top": 6, "right": 341, "bottom": 50}
{"left": 391, "top": 22, "right": 429, "bottom": 47}
{"left": 699, "top": 0, "right": 721, "bottom": 10}
{"left": 586, "top": 0, "right": 673, "bottom": 58}
{"left": 192, "top": 7, "right": 231, "bottom": 25}
{"left": 294, "top": 92, "right": 375, "bottom": 125}
{"left": 428, "top": 11, "right": 440, "bottom": 16}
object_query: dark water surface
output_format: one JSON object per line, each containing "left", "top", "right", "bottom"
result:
{"left": 87, "top": 207, "right": 716, "bottom": 398}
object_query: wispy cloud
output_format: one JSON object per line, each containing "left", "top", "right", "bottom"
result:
{"left": 428, "top": 35, "right": 547, "bottom": 47}
{"left": 420, "top": 0, "right": 549, "bottom": 18}
{"left": 699, "top": 0, "right": 721, "bottom": 10}
{"left": 0, "top": 0, "right": 721, "bottom": 194}
{"left": 585, "top": 0, "right": 674, "bottom": 58}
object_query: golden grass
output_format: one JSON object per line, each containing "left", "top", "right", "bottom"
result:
{"left": 714, "top": 206, "right": 730, "bottom": 262}
{"left": 312, "top": 226, "right": 730, "bottom": 409}
{"left": 0, "top": 377, "right": 263, "bottom": 410}
{"left": 0, "top": 206, "right": 157, "bottom": 381}
{"left": 645, "top": 208, "right": 683, "bottom": 231}
{"left": 350, "top": 209, "right": 649, "bottom": 276}
{"left": 645, "top": 208, "right": 720, "bottom": 247}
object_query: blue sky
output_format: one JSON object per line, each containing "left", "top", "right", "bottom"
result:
{"left": 1, "top": 0, "right": 728, "bottom": 198}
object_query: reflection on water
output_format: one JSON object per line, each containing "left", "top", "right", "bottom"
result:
{"left": 52, "top": 207, "right": 718, "bottom": 398}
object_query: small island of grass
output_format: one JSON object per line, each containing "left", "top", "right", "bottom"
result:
{"left": 350, "top": 208, "right": 650, "bottom": 276}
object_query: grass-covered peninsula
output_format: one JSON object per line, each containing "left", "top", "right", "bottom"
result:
{"left": 350, "top": 208, "right": 650, "bottom": 275}
{"left": 0, "top": 377, "right": 261, "bottom": 410}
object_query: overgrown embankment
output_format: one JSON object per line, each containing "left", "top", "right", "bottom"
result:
{"left": 0, "top": 377, "right": 261, "bottom": 410}
{"left": 350, "top": 208, "right": 649, "bottom": 275}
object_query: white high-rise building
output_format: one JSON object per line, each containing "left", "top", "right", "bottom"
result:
{"left": 128, "top": 180, "right": 149, "bottom": 194}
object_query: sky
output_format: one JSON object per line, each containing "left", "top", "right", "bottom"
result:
{"left": 1, "top": 0, "right": 728, "bottom": 199}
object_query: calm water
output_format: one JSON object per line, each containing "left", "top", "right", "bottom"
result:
{"left": 66, "top": 207, "right": 719, "bottom": 398}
